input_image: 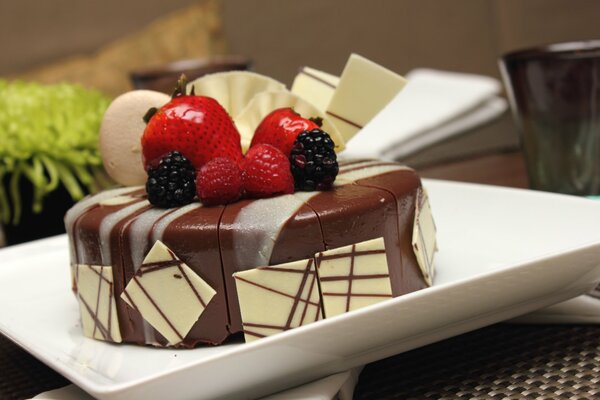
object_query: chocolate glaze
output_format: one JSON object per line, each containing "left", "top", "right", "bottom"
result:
{"left": 66, "top": 160, "right": 431, "bottom": 347}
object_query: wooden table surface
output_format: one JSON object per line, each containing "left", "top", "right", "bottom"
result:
{"left": 419, "top": 149, "right": 529, "bottom": 189}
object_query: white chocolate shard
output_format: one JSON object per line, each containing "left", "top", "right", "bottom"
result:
{"left": 326, "top": 54, "right": 407, "bottom": 142}
{"left": 76, "top": 264, "right": 122, "bottom": 343}
{"left": 234, "top": 90, "right": 345, "bottom": 153}
{"left": 188, "top": 71, "right": 286, "bottom": 117}
{"left": 233, "top": 258, "right": 323, "bottom": 343}
{"left": 291, "top": 66, "right": 340, "bottom": 111}
{"left": 315, "top": 237, "right": 392, "bottom": 318}
{"left": 100, "top": 90, "right": 170, "bottom": 186}
{"left": 412, "top": 189, "right": 437, "bottom": 285}
{"left": 121, "top": 240, "right": 216, "bottom": 346}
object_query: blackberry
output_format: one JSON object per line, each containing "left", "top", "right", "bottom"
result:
{"left": 290, "top": 128, "right": 339, "bottom": 191}
{"left": 146, "top": 151, "right": 196, "bottom": 208}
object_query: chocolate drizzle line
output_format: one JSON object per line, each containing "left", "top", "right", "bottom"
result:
{"left": 236, "top": 259, "right": 321, "bottom": 339}
{"left": 176, "top": 262, "right": 207, "bottom": 308}
{"left": 299, "top": 259, "right": 319, "bottom": 325}
{"left": 92, "top": 265, "right": 104, "bottom": 338}
{"left": 131, "top": 275, "right": 184, "bottom": 341}
{"left": 325, "top": 110, "right": 362, "bottom": 129}
{"left": 346, "top": 246, "right": 356, "bottom": 312}
{"left": 319, "top": 290, "right": 390, "bottom": 300}
{"left": 79, "top": 296, "right": 112, "bottom": 340}
{"left": 78, "top": 265, "right": 115, "bottom": 341}
{"left": 235, "top": 275, "right": 320, "bottom": 308}
{"left": 317, "top": 249, "right": 385, "bottom": 262}
{"left": 284, "top": 259, "right": 313, "bottom": 329}
{"left": 319, "top": 274, "right": 389, "bottom": 282}
{"left": 138, "top": 259, "right": 183, "bottom": 275}
{"left": 315, "top": 244, "right": 392, "bottom": 311}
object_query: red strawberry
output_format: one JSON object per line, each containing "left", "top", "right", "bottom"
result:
{"left": 142, "top": 78, "right": 243, "bottom": 170}
{"left": 250, "top": 108, "right": 319, "bottom": 157}
{"left": 196, "top": 157, "right": 243, "bottom": 206}
{"left": 243, "top": 144, "right": 294, "bottom": 198}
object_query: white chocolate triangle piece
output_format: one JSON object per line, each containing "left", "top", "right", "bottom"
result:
{"left": 412, "top": 189, "right": 437, "bottom": 285}
{"left": 315, "top": 237, "right": 392, "bottom": 318}
{"left": 326, "top": 54, "right": 407, "bottom": 142}
{"left": 76, "top": 264, "right": 122, "bottom": 342}
{"left": 121, "top": 240, "right": 216, "bottom": 346}
{"left": 188, "top": 71, "right": 286, "bottom": 117}
{"left": 233, "top": 258, "right": 323, "bottom": 343}
{"left": 234, "top": 90, "right": 345, "bottom": 153}
{"left": 291, "top": 66, "right": 340, "bottom": 111}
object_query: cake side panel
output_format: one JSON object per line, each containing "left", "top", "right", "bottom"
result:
{"left": 354, "top": 169, "right": 428, "bottom": 294}
{"left": 219, "top": 197, "right": 324, "bottom": 334}
{"left": 69, "top": 196, "right": 151, "bottom": 343}
{"left": 300, "top": 184, "right": 402, "bottom": 288}
{"left": 161, "top": 205, "right": 230, "bottom": 346}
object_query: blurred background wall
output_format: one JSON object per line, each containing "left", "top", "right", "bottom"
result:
{"left": 2, "top": 0, "right": 600, "bottom": 88}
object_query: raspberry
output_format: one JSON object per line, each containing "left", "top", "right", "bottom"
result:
{"left": 243, "top": 144, "right": 294, "bottom": 198}
{"left": 196, "top": 157, "right": 243, "bottom": 206}
{"left": 290, "top": 129, "right": 339, "bottom": 191}
{"left": 146, "top": 151, "right": 196, "bottom": 208}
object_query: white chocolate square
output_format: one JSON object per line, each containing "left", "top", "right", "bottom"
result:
{"left": 76, "top": 264, "right": 122, "bottom": 343}
{"left": 412, "top": 188, "right": 437, "bottom": 285}
{"left": 291, "top": 66, "right": 340, "bottom": 111}
{"left": 233, "top": 259, "right": 322, "bottom": 343}
{"left": 316, "top": 237, "right": 392, "bottom": 317}
{"left": 326, "top": 54, "right": 407, "bottom": 142}
{"left": 121, "top": 240, "right": 216, "bottom": 346}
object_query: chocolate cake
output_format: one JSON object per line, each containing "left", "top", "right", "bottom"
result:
{"left": 66, "top": 57, "right": 438, "bottom": 347}
{"left": 65, "top": 159, "right": 436, "bottom": 347}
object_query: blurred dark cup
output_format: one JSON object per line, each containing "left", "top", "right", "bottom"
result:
{"left": 130, "top": 55, "right": 251, "bottom": 94}
{"left": 500, "top": 41, "right": 600, "bottom": 195}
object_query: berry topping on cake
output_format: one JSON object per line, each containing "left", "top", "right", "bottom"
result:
{"left": 290, "top": 129, "right": 339, "bottom": 191}
{"left": 141, "top": 76, "right": 243, "bottom": 170}
{"left": 146, "top": 151, "right": 196, "bottom": 208}
{"left": 250, "top": 108, "right": 320, "bottom": 157}
{"left": 243, "top": 144, "right": 294, "bottom": 198}
{"left": 196, "top": 157, "right": 243, "bottom": 206}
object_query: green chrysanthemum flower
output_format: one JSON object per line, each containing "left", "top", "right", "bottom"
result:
{"left": 0, "top": 80, "right": 111, "bottom": 224}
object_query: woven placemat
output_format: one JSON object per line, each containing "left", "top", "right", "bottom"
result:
{"left": 355, "top": 324, "right": 600, "bottom": 399}
{"left": 1, "top": 325, "right": 598, "bottom": 399}
{"left": 0, "top": 334, "right": 69, "bottom": 400}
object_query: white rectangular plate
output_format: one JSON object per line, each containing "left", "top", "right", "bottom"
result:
{"left": 1, "top": 180, "right": 600, "bottom": 400}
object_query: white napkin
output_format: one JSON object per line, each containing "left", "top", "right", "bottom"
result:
{"left": 511, "top": 287, "right": 600, "bottom": 324}
{"left": 342, "top": 68, "right": 508, "bottom": 160}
